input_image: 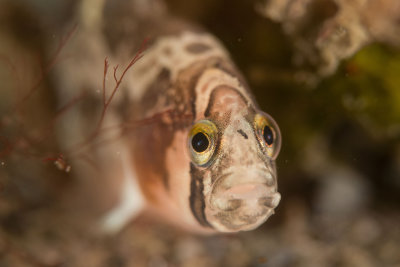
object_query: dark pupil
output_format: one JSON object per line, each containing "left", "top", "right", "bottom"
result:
{"left": 263, "top": 126, "right": 274, "bottom": 146}
{"left": 192, "top": 132, "right": 209, "bottom": 152}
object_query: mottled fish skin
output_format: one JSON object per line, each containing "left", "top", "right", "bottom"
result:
{"left": 56, "top": 0, "right": 281, "bottom": 233}
{"left": 117, "top": 24, "right": 282, "bottom": 232}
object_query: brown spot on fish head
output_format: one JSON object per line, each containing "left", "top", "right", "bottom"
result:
{"left": 185, "top": 43, "right": 211, "bottom": 54}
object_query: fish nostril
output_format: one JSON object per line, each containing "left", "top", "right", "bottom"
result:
{"left": 258, "top": 193, "right": 281, "bottom": 209}
{"left": 213, "top": 198, "right": 242, "bottom": 211}
{"left": 226, "top": 199, "right": 242, "bottom": 211}
{"left": 265, "top": 173, "right": 275, "bottom": 187}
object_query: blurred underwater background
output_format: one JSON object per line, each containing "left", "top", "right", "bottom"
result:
{"left": 0, "top": 0, "right": 399, "bottom": 266}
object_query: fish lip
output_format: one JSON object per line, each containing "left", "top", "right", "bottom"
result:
{"left": 208, "top": 169, "right": 276, "bottom": 197}
{"left": 209, "top": 168, "right": 275, "bottom": 191}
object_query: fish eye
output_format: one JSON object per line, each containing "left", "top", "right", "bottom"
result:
{"left": 188, "top": 120, "right": 218, "bottom": 166}
{"left": 192, "top": 132, "right": 209, "bottom": 152}
{"left": 254, "top": 112, "right": 281, "bottom": 159}
{"left": 263, "top": 125, "right": 274, "bottom": 146}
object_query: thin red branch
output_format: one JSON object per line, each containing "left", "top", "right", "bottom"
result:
{"left": 0, "top": 26, "right": 79, "bottom": 164}
{"left": 65, "top": 38, "right": 149, "bottom": 156}
{"left": 95, "top": 38, "right": 148, "bottom": 137}
{"left": 35, "top": 92, "right": 86, "bottom": 144}
{"left": 0, "top": 93, "right": 85, "bottom": 162}
{"left": 123, "top": 109, "right": 193, "bottom": 129}
{"left": 42, "top": 153, "right": 64, "bottom": 163}
{"left": 0, "top": 55, "right": 21, "bottom": 96}
{"left": 113, "top": 65, "right": 119, "bottom": 84}
{"left": 69, "top": 108, "right": 193, "bottom": 157}
{"left": 102, "top": 57, "right": 109, "bottom": 106}
{"left": 16, "top": 24, "right": 78, "bottom": 110}
{"left": 42, "top": 153, "right": 70, "bottom": 172}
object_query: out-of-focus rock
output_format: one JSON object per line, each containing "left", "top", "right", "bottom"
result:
{"left": 174, "top": 236, "right": 206, "bottom": 264}
{"left": 302, "top": 136, "right": 371, "bottom": 219}
{"left": 258, "top": 0, "right": 400, "bottom": 76}
{"left": 350, "top": 216, "right": 381, "bottom": 246}
{"left": 314, "top": 166, "right": 370, "bottom": 218}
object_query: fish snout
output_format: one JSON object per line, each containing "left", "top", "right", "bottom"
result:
{"left": 206, "top": 172, "right": 280, "bottom": 232}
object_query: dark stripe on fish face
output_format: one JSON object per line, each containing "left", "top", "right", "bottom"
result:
{"left": 237, "top": 129, "right": 248, "bottom": 139}
{"left": 189, "top": 163, "right": 212, "bottom": 228}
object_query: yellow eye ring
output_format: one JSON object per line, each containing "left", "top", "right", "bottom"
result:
{"left": 188, "top": 120, "right": 218, "bottom": 166}
{"left": 254, "top": 112, "right": 281, "bottom": 160}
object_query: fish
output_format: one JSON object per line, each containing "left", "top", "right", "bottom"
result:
{"left": 54, "top": 0, "right": 282, "bottom": 233}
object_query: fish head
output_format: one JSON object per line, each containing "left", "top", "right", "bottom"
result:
{"left": 187, "top": 84, "right": 281, "bottom": 232}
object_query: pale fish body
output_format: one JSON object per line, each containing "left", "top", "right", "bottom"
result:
{"left": 55, "top": 0, "right": 281, "bottom": 233}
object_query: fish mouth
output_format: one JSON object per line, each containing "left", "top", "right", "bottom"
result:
{"left": 205, "top": 171, "right": 280, "bottom": 232}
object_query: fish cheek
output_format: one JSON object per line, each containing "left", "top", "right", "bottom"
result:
{"left": 133, "top": 122, "right": 174, "bottom": 202}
